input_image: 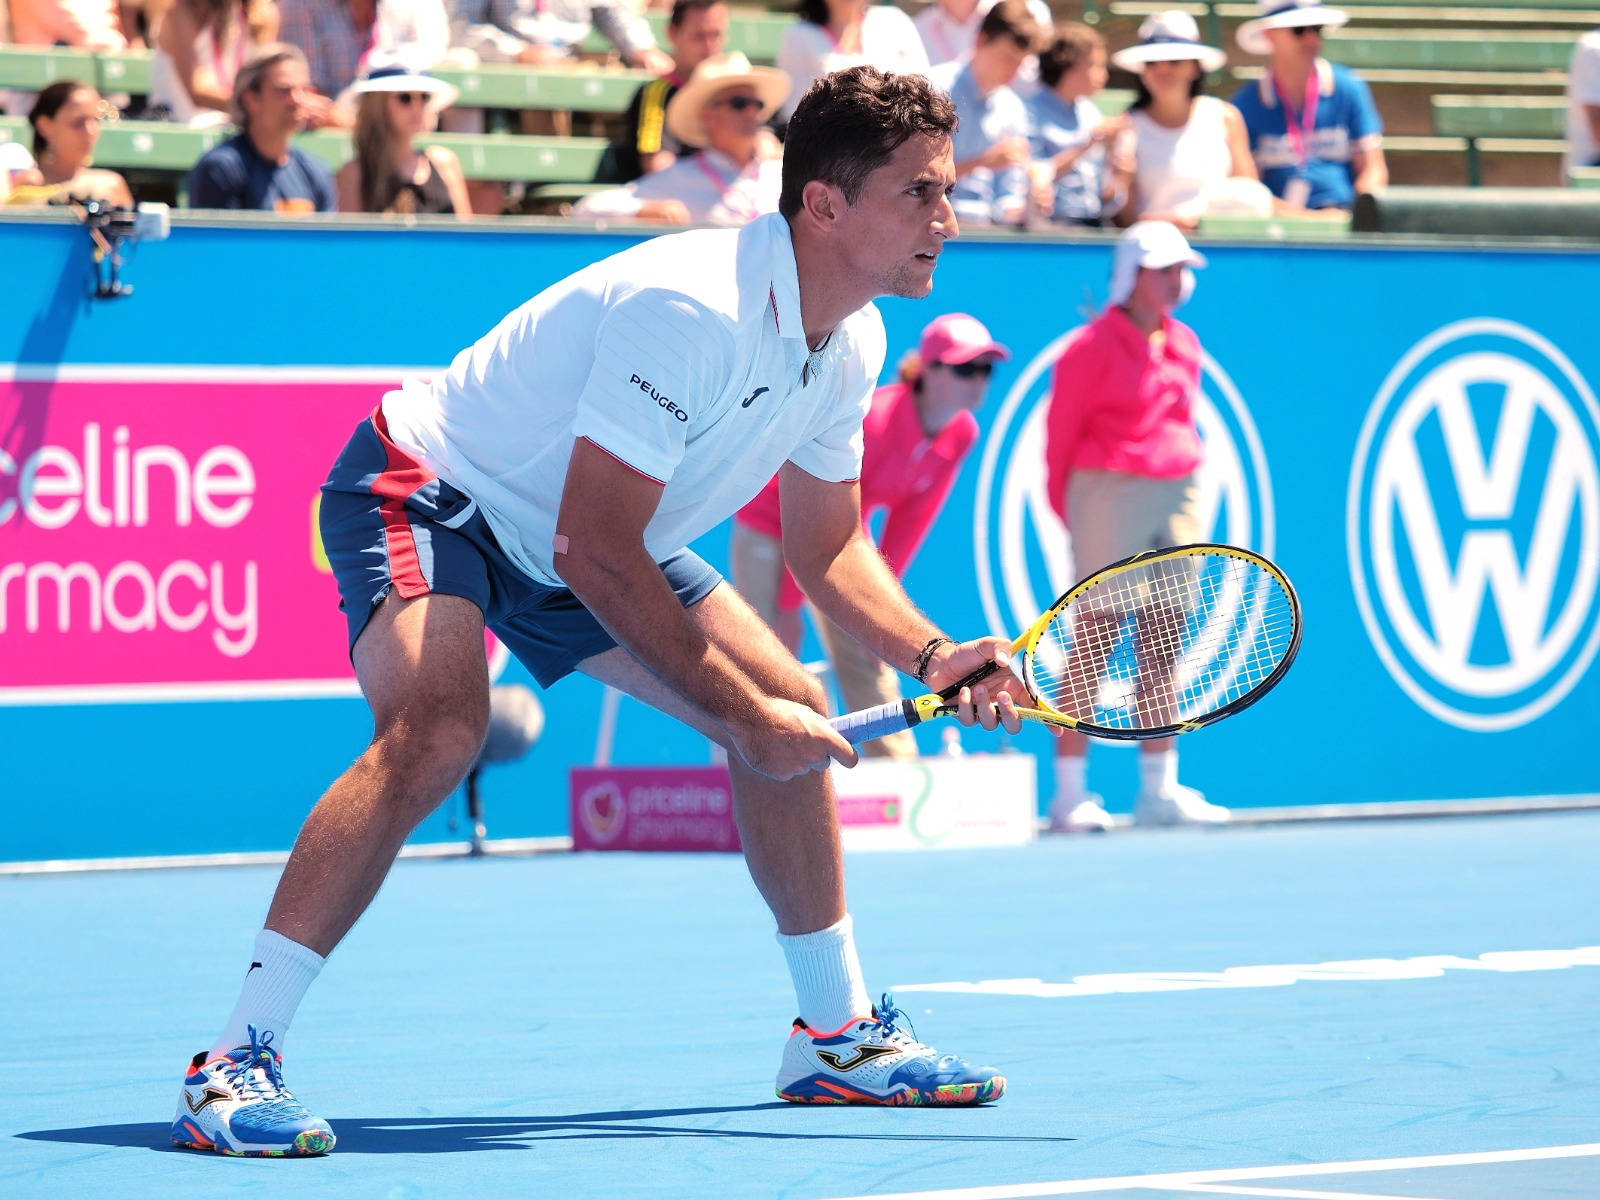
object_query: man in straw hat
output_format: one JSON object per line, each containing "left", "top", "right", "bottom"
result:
{"left": 173, "top": 65, "right": 1021, "bottom": 1159}
{"left": 573, "top": 50, "right": 789, "bottom": 226}
{"left": 1230, "top": 0, "right": 1386, "bottom": 211}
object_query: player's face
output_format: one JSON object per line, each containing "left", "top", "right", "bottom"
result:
{"left": 833, "top": 134, "right": 958, "bottom": 300}
{"left": 1132, "top": 262, "right": 1186, "bottom": 311}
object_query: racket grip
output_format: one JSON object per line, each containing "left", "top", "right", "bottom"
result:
{"left": 831, "top": 698, "right": 920, "bottom": 746}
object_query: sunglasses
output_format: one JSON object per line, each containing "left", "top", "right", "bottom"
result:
{"left": 942, "top": 360, "right": 994, "bottom": 379}
{"left": 713, "top": 94, "right": 764, "bottom": 112}
{"left": 1289, "top": 25, "right": 1325, "bottom": 37}
{"left": 393, "top": 92, "right": 426, "bottom": 105}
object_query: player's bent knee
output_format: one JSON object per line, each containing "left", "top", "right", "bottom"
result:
{"left": 369, "top": 708, "right": 488, "bottom": 799}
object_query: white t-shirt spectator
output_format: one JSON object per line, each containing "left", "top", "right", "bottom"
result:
{"left": 381, "top": 213, "right": 885, "bottom": 585}
{"left": 776, "top": 6, "right": 929, "bottom": 123}
{"left": 1565, "top": 30, "right": 1600, "bottom": 176}
{"left": 573, "top": 150, "right": 782, "bottom": 226}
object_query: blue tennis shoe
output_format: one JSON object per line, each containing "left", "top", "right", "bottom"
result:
{"left": 776, "top": 993, "right": 1006, "bottom": 1106}
{"left": 171, "top": 1026, "right": 335, "bottom": 1156}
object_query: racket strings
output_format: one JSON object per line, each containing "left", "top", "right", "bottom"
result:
{"left": 1030, "top": 555, "right": 1297, "bottom": 732}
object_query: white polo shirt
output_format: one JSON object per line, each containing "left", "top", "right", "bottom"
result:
{"left": 381, "top": 213, "right": 886, "bottom": 586}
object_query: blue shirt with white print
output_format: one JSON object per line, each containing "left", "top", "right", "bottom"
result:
{"left": 1230, "top": 59, "right": 1382, "bottom": 210}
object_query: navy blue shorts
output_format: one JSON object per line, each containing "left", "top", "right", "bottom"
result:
{"left": 319, "top": 410, "right": 723, "bottom": 687}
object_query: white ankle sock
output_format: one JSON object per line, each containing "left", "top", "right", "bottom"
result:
{"left": 1140, "top": 750, "right": 1178, "bottom": 796}
{"left": 1054, "top": 755, "right": 1089, "bottom": 803}
{"left": 777, "top": 913, "right": 872, "bottom": 1033}
{"left": 210, "top": 929, "right": 325, "bottom": 1059}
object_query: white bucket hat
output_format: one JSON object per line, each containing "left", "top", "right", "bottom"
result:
{"left": 1110, "top": 11, "right": 1228, "bottom": 75}
{"left": 665, "top": 52, "right": 790, "bottom": 149}
{"left": 1236, "top": 0, "right": 1350, "bottom": 56}
{"left": 1109, "top": 220, "right": 1207, "bottom": 306}
{"left": 340, "top": 63, "right": 460, "bottom": 122}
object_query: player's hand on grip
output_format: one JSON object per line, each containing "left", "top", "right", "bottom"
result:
{"left": 734, "top": 697, "right": 859, "bottom": 780}
{"left": 922, "top": 636, "right": 1026, "bottom": 735}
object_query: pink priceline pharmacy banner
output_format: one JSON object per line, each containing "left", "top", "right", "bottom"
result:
{"left": 0, "top": 368, "right": 426, "bottom": 703}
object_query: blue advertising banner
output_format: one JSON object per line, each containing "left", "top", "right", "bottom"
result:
{"left": 2, "top": 215, "right": 1595, "bottom": 861}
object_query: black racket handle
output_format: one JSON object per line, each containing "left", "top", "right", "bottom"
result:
{"left": 936, "top": 657, "right": 1003, "bottom": 701}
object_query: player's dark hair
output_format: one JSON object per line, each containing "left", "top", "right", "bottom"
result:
{"left": 1038, "top": 22, "right": 1105, "bottom": 88}
{"left": 779, "top": 66, "right": 957, "bottom": 218}
{"left": 795, "top": 0, "right": 829, "bottom": 27}
{"left": 978, "top": 0, "right": 1044, "bottom": 52}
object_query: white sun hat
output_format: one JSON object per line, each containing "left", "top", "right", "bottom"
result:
{"left": 341, "top": 63, "right": 460, "bottom": 122}
{"left": 1108, "top": 220, "right": 1207, "bottom": 305}
{"left": 1236, "top": 0, "right": 1350, "bottom": 56}
{"left": 1110, "top": 11, "right": 1228, "bottom": 75}
{"left": 665, "top": 52, "right": 790, "bottom": 149}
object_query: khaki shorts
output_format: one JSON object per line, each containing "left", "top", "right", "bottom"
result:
{"left": 1066, "top": 470, "right": 1200, "bottom": 580}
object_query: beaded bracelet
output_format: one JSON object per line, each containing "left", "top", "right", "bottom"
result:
{"left": 912, "top": 636, "right": 951, "bottom": 684}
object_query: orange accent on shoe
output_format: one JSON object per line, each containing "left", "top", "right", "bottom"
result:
{"left": 800, "top": 1014, "right": 873, "bottom": 1038}
{"left": 179, "top": 1120, "right": 214, "bottom": 1148}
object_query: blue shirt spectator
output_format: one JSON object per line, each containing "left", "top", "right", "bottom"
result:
{"left": 1027, "top": 89, "right": 1105, "bottom": 224}
{"left": 188, "top": 134, "right": 336, "bottom": 212}
{"left": 930, "top": 0, "right": 1043, "bottom": 227}
{"left": 1230, "top": 60, "right": 1380, "bottom": 210}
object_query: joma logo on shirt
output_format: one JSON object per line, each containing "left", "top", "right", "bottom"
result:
{"left": 629, "top": 374, "right": 689, "bottom": 422}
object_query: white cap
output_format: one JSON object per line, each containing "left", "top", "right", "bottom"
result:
{"left": 1236, "top": 0, "right": 1350, "bottom": 56}
{"left": 1109, "top": 220, "right": 1207, "bottom": 305}
{"left": 1110, "top": 11, "right": 1228, "bottom": 74}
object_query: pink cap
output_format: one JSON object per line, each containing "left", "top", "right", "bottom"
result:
{"left": 919, "top": 313, "right": 1010, "bottom": 366}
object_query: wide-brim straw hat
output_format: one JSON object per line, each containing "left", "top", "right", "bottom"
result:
{"left": 341, "top": 63, "right": 460, "bottom": 121}
{"left": 665, "top": 52, "right": 790, "bottom": 149}
{"left": 1236, "top": 0, "right": 1350, "bottom": 56}
{"left": 1110, "top": 11, "right": 1228, "bottom": 74}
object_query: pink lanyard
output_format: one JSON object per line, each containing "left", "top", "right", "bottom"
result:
{"left": 693, "top": 154, "right": 760, "bottom": 223}
{"left": 1271, "top": 68, "right": 1319, "bottom": 165}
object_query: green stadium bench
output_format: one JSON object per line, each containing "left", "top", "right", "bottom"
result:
{"left": 1570, "top": 166, "right": 1600, "bottom": 189}
{"left": 0, "top": 114, "right": 619, "bottom": 187}
{"left": 432, "top": 63, "right": 652, "bottom": 114}
{"left": 580, "top": 9, "right": 789, "bottom": 65}
{"left": 0, "top": 45, "right": 97, "bottom": 91}
{"left": 1430, "top": 94, "right": 1565, "bottom": 185}
{"left": 1196, "top": 211, "right": 1352, "bottom": 239}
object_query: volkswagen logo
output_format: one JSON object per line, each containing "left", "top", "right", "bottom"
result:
{"left": 1347, "top": 319, "right": 1600, "bottom": 731}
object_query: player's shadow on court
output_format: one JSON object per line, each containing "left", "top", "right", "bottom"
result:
{"left": 21, "top": 1105, "right": 1076, "bottom": 1154}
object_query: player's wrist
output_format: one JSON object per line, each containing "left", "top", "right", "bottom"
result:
{"left": 911, "top": 636, "right": 953, "bottom": 685}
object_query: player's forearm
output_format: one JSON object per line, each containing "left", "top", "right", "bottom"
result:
{"left": 554, "top": 544, "right": 762, "bottom": 725}
{"left": 794, "top": 530, "right": 944, "bottom": 678}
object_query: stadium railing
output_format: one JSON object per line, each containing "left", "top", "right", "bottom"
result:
{"left": 1351, "top": 184, "right": 1600, "bottom": 236}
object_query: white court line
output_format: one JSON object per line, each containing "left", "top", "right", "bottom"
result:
{"left": 1160, "top": 1186, "right": 1437, "bottom": 1199}
{"left": 821, "top": 1143, "right": 1600, "bottom": 1200}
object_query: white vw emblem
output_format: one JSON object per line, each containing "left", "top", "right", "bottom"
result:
{"left": 1347, "top": 318, "right": 1600, "bottom": 731}
{"left": 974, "top": 328, "right": 1274, "bottom": 637}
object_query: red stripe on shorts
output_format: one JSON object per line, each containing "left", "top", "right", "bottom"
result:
{"left": 369, "top": 405, "right": 437, "bottom": 599}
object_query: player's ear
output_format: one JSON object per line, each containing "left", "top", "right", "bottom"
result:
{"left": 799, "top": 179, "right": 844, "bottom": 230}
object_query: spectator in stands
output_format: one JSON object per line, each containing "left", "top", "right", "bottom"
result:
{"left": 1565, "top": 27, "right": 1600, "bottom": 178}
{"left": 1112, "top": 11, "right": 1265, "bottom": 231}
{"left": 5, "top": 80, "right": 133, "bottom": 206}
{"left": 334, "top": 64, "right": 470, "bottom": 215}
{"left": 447, "top": 0, "right": 672, "bottom": 73}
{"left": 8, "top": 0, "right": 127, "bottom": 49}
{"left": 186, "top": 43, "right": 336, "bottom": 211}
{"left": 573, "top": 49, "right": 787, "bottom": 225}
{"left": 732, "top": 312, "right": 1010, "bottom": 760}
{"left": 933, "top": 0, "right": 1040, "bottom": 228}
{"left": 1231, "top": 0, "right": 1385, "bottom": 212}
{"left": 277, "top": 0, "right": 450, "bottom": 123}
{"left": 615, "top": 0, "right": 729, "bottom": 181}
{"left": 148, "top": 0, "right": 280, "bottom": 127}
{"left": 1043, "top": 221, "right": 1227, "bottom": 831}
{"left": 776, "top": 0, "right": 927, "bottom": 126}
{"left": 912, "top": 0, "right": 1049, "bottom": 91}
{"left": 1027, "top": 21, "right": 1125, "bottom": 227}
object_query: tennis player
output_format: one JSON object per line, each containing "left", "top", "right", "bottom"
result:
{"left": 173, "top": 66, "right": 1022, "bottom": 1158}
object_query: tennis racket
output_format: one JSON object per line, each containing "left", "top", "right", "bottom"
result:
{"left": 830, "top": 543, "right": 1301, "bottom": 746}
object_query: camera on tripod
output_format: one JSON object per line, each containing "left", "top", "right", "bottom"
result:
{"left": 74, "top": 197, "right": 171, "bottom": 299}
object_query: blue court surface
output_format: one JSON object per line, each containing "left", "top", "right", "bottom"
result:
{"left": 4, "top": 811, "right": 1598, "bottom": 1199}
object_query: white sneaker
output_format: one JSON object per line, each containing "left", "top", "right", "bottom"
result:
{"left": 1134, "top": 784, "right": 1229, "bottom": 827}
{"left": 1048, "top": 794, "right": 1114, "bottom": 833}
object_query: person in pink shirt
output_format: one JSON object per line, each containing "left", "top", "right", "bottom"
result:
{"left": 732, "top": 312, "right": 1009, "bottom": 759}
{"left": 1044, "top": 220, "right": 1229, "bottom": 831}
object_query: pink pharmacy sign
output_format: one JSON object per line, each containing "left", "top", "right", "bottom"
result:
{"left": 0, "top": 367, "right": 437, "bottom": 702}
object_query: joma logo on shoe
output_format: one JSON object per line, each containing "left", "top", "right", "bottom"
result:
{"left": 815, "top": 1044, "right": 900, "bottom": 1072}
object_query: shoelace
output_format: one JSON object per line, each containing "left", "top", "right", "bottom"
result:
{"left": 871, "top": 993, "right": 964, "bottom": 1067}
{"left": 221, "top": 1025, "right": 290, "bottom": 1102}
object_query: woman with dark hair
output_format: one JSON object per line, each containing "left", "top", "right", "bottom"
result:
{"left": 775, "top": 0, "right": 927, "bottom": 125}
{"left": 1110, "top": 10, "right": 1262, "bottom": 230}
{"left": 334, "top": 66, "right": 470, "bottom": 216}
{"left": 4, "top": 81, "right": 133, "bottom": 208}
{"left": 150, "top": 0, "right": 280, "bottom": 126}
